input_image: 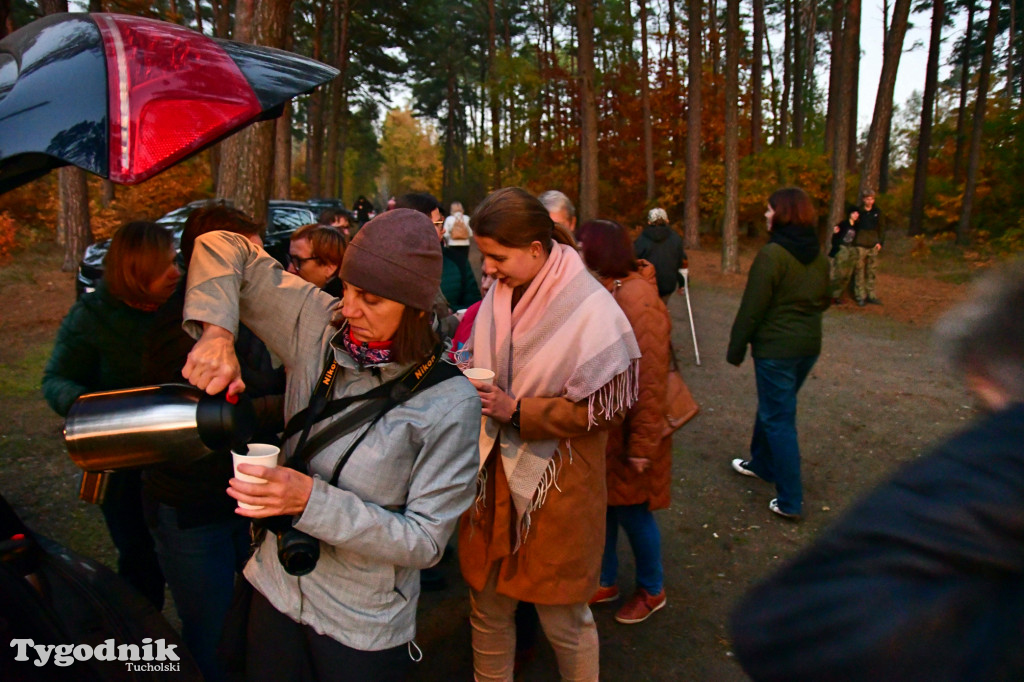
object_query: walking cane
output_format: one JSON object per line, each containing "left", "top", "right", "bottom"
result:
{"left": 680, "top": 268, "right": 701, "bottom": 366}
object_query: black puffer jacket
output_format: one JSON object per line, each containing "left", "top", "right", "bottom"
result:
{"left": 634, "top": 223, "right": 687, "bottom": 297}
{"left": 731, "top": 402, "right": 1024, "bottom": 682}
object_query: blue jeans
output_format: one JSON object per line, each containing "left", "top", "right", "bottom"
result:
{"left": 148, "top": 503, "right": 251, "bottom": 682}
{"left": 745, "top": 356, "right": 818, "bottom": 516}
{"left": 600, "top": 503, "right": 664, "bottom": 594}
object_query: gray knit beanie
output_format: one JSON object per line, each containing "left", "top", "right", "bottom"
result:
{"left": 340, "top": 208, "right": 442, "bottom": 311}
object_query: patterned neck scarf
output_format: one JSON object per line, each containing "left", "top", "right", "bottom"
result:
{"left": 338, "top": 321, "right": 393, "bottom": 366}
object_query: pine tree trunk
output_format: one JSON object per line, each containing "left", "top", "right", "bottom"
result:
{"left": 957, "top": 0, "right": 1000, "bottom": 244}
{"left": 829, "top": 0, "right": 860, "bottom": 231}
{"left": 273, "top": 103, "right": 292, "bottom": 199}
{"left": 846, "top": 5, "right": 860, "bottom": 172}
{"left": 792, "top": 0, "right": 804, "bottom": 148}
{"left": 908, "top": 0, "right": 944, "bottom": 236}
{"left": 577, "top": 0, "right": 599, "bottom": 221}
{"left": 953, "top": 0, "right": 976, "bottom": 184}
{"left": 216, "top": 0, "right": 292, "bottom": 225}
{"left": 322, "top": 0, "right": 341, "bottom": 198}
{"left": 101, "top": 180, "right": 115, "bottom": 208}
{"left": 640, "top": 0, "right": 655, "bottom": 203}
{"left": 489, "top": 0, "right": 501, "bottom": 189}
{"left": 825, "top": 0, "right": 842, "bottom": 155}
{"left": 751, "top": 0, "right": 765, "bottom": 153}
{"left": 859, "top": 0, "right": 911, "bottom": 197}
{"left": 305, "top": 0, "right": 325, "bottom": 197}
{"left": 41, "top": 0, "right": 93, "bottom": 270}
{"left": 59, "top": 168, "right": 92, "bottom": 272}
{"left": 684, "top": 0, "right": 702, "bottom": 249}
{"left": 722, "top": 0, "right": 740, "bottom": 272}
{"left": 781, "top": 0, "right": 792, "bottom": 146}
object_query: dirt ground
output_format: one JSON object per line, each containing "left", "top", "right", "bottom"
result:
{"left": 0, "top": 239, "right": 976, "bottom": 681}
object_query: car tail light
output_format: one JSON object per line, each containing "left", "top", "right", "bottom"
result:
{"left": 95, "top": 14, "right": 262, "bottom": 184}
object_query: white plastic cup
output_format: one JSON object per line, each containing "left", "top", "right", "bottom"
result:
{"left": 463, "top": 368, "right": 495, "bottom": 384}
{"left": 231, "top": 443, "right": 280, "bottom": 510}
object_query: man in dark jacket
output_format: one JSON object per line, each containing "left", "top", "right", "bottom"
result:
{"left": 634, "top": 208, "right": 687, "bottom": 305}
{"left": 730, "top": 258, "right": 1024, "bottom": 682}
{"left": 852, "top": 190, "right": 883, "bottom": 306}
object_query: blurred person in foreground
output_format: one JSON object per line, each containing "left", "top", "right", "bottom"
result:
{"left": 459, "top": 187, "right": 640, "bottom": 681}
{"left": 727, "top": 187, "right": 830, "bottom": 520}
{"left": 577, "top": 219, "right": 673, "bottom": 625}
{"left": 181, "top": 209, "right": 481, "bottom": 681}
{"left": 634, "top": 207, "right": 687, "bottom": 306}
{"left": 730, "top": 258, "right": 1024, "bottom": 682}
{"left": 288, "top": 223, "right": 346, "bottom": 297}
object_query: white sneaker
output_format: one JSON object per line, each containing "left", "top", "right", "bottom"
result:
{"left": 769, "top": 498, "right": 800, "bottom": 520}
{"left": 731, "top": 459, "right": 763, "bottom": 480}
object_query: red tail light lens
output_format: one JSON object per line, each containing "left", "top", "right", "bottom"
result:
{"left": 95, "top": 14, "right": 261, "bottom": 184}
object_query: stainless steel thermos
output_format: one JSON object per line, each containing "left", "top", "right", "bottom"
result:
{"left": 64, "top": 384, "right": 256, "bottom": 474}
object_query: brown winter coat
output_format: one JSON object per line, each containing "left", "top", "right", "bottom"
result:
{"left": 603, "top": 263, "right": 673, "bottom": 510}
{"left": 458, "top": 397, "right": 614, "bottom": 605}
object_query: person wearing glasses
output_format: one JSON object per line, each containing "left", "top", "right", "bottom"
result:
{"left": 288, "top": 224, "right": 347, "bottom": 297}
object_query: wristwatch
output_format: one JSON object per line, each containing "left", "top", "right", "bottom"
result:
{"left": 509, "top": 400, "right": 522, "bottom": 430}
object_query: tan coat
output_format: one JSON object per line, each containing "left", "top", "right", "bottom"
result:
{"left": 603, "top": 263, "right": 673, "bottom": 510}
{"left": 458, "top": 397, "right": 613, "bottom": 605}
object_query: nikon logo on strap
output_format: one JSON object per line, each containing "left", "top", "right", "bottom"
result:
{"left": 414, "top": 354, "right": 436, "bottom": 380}
{"left": 321, "top": 361, "right": 338, "bottom": 387}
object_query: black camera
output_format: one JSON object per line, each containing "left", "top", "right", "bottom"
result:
{"left": 257, "top": 515, "right": 320, "bottom": 577}
{"left": 276, "top": 527, "right": 320, "bottom": 577}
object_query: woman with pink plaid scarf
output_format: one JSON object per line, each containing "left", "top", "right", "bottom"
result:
{"left": 458, "top": 187, "right": 641, "bottom": 681}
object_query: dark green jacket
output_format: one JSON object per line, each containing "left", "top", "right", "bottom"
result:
{"left": 42, "top": 282, "right": 191, "bottom": 416}
{"left": 441, "top": 248, "right": 481, "bottom": 311}
{"left": 727, "top": 243, "right": 830, "bottom": 365}
{"left": 43, "top": 282, "right": 247, "bottom": 520}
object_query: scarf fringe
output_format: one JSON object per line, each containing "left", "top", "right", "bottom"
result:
{"left": 587, "top": 358, "right": 640, "bottom": 427}
{"left": 513, "top": 449, "right": 564, "bottom": 552}
{"left": 474, "top": 466, "right": 488, "bottom": 515}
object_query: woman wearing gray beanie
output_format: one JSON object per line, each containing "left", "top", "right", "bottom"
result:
{"left": 180, "top": 208, "right": 482, "bottom": 681}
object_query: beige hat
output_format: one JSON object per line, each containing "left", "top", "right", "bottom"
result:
{"left": 648, "top": 208, "right": 669, "bottom": 225}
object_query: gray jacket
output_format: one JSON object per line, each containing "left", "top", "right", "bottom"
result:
{"left": 184, "top": 232, "right": 481, "bottom": 651}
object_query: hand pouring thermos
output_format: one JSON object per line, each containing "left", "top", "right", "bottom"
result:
{"left": 64, "top": 383, "right": 257, "bottom": 473}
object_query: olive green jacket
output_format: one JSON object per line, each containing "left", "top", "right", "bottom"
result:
{"left": 727, "top": 243, "right": 830, "bottom": 365}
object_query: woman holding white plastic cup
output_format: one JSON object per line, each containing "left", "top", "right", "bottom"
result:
{"left": 459, "top": 187, "right": 641, "bottom": 681}
{"left": 181, "top": 209, "right": 481, "bottom": 681}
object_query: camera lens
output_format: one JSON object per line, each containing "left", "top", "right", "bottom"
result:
{"left": 277, "top": 529, "right": 320, "bottom": 576}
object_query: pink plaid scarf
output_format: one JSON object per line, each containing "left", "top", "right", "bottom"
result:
{"left": 469, "top": 242, "right": 640, "bottom": 547}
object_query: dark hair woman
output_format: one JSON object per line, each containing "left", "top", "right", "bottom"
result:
{"left": 181, "top": 209, "right": 481, "bottom": 681}
{"left": 727, "top": 187, "right": 830, "bottom": 519}
{"left": 576, "top": 219, "right": 673, "bottom": 624}
{"left": 43, "top": 221, "right": 181, "bottom": 613}
{"left": 459, "top": 188, "right": 640, "bottom": 680}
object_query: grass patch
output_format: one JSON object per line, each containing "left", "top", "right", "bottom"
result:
{"left": 0, "top": 342, "right": 53, "bottom": 397}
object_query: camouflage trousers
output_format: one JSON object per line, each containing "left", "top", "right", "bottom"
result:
{"left": 829, "top": 246, "right": 857, "bottom": 299}
{"left": 853, "top": 246, "right": 879, "bottom": 301}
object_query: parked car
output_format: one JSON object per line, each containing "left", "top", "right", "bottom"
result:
{"left": 306, "top": 197, "right": 348, "bottom": 216}
{"left": 75, "top": 200, "right": 318, "bottom": 297}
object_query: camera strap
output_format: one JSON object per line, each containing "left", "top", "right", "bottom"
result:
{"left": 284, "top": 344, "right": 462, "bottom": 482}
